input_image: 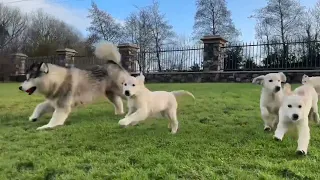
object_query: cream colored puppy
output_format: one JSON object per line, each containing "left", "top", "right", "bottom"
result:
{"left": 118, "top": 73, "right": 195, "bottom": 134}
{"left": 274, "top": 83, "right": 320, "bottom": 155}
{"left": 302, "top": 74, "right": 320, "bottom": 95}
{"left": 252, "top": 72, "right": 287, "bottom": 131}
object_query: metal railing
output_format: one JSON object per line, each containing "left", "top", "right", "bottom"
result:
{"left": 222, "top": 40, "right": 320, "bottom": 71}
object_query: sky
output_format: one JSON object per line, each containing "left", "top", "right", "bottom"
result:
{"left": 2, "top": 0, "right": 319, "bottom": 42}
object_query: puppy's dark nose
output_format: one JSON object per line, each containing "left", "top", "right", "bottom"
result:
{"left": 18, "top": 86, "right": 22, "bottom": 91}
{"left": 292, "top": 114, "right": 299, "bottom": 120}
{"left": 275, "top": 86, "right": 281, "bottom": 92}
{"left": 124, "top": 90, "right": 130, "bottom": 96}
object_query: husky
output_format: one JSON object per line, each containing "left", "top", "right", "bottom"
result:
{"left": 118, "top": 73, "right": 195, "bottom": 134}
{"left": 19, "top": 42, "right": 131, "bottom": 130}
{"left": 252, "top": 72, "right": 287, "bottom": 131}
{"left": 274, "top": 83, "right": 320, "bottom": 155}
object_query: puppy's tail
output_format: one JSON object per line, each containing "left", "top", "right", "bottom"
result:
{"left": 94, "top": 42, "right": 121, "bottom": 64}
{"left": 171, "top": 90, "right": 195, "bottom": 99}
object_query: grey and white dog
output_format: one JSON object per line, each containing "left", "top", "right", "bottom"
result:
{"left": 19, "top": 42, "right": 130, "bottom": 130}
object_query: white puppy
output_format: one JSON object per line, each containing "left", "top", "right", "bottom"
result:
{"left": 118, "top": 73, "right": 195, "bottom": 134}
{"left": 302, "top": 74, "right": 320, "bottom": 95}
{"left": 274, "top": 83, "right": 320, "bottom": 155}
{"left": 252, "top": 72, "right": 287, "bottom": 131}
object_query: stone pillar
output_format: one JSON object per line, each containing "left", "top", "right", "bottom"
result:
{"left": 118, "top": 43, "right": 139, "bottom": 72}
{"left": 201, "top": 35, "right": 227, "bottom": 71}
{"left": 56, "top": 48, "right": 78, "bottom": 67}
{"left": 11, "top": 53, "right": 28, "bottom": 75}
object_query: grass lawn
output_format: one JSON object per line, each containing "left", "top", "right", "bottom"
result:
{"left": 1, "top": 83, "right": 320, "bottom": 180}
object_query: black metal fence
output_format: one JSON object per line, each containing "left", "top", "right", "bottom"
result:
{"left": 9, "top": 39, "right": 320, "bottom": 76}
{"left": 136, "top": 45, "right": 204, "bottom": 73}
{"left": 26, "top": 55, "right": 107, "bottom": 70}
{"left": 223, "top": 40, "right": 320, "bottom": 71}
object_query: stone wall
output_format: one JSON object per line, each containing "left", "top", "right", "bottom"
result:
{"left": 132, "top": 70, "right": 320, "bottom": 84}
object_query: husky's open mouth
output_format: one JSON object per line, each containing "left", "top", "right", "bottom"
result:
{"left": 26, "top": 87, "right": 37, "bottom": 95}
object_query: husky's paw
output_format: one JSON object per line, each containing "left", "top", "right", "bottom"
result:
{"left": 118, "top": 119, "right": 131, "bottom": 127}
{"left": 296, "top": 150, "right": 307, "bottom": 156}
{"left": 273, "top": 135, "right": 282, "bottom": 141}
{"left": 264, "top": 126, "right": 272, "bottom": 132}
{"left": 29, "top": 117, "right": 38, "bottom": 122}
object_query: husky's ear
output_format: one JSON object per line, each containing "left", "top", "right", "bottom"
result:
{"left": 40, "top": 63, "right": 49, "bottom": 74}
{"left": 283, "top": 83, "right": 293, "bottom": 96}
{"left": 278, "top": 72, "right": 286, "bottom": 82}
{"left": 252, "top": 75, "right": 264, "bottom": 85}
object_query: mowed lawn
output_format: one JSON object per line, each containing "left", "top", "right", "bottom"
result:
{"left": 1, "top": 83, "right": 320, "bottom": 180}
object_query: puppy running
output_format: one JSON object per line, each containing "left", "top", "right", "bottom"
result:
{"left": 118, "top": 73, "right": 195, "bottom": 134}
{"left": 302, "top": 74, "right": 320, "bottom": 95}
{"left": 274, "top": 83, "right": 320, "bottom": 155}
{"left": 252, "top": 72, "right": 287, "bottom": 131}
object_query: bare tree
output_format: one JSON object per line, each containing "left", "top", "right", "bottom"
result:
{"left": 87, "top": 1, "right": 123, "bottom": 44}
{"left": 303, "top": 1, "right": 320, "bottom": 41}
{"left": 193, "top": 0, "right": 240, "bottom": 41}
{"left": 124, "top": 1, "right": 175, "bottom": 72}
{"left": 252, "top": 0, "right": 305, "bottom": 60}
{"left": 0, "top": 3, "right": 27, "bottom": 53}
{"left": 149, "top": 1, "right": 175, "bottom": 71}
{"left": 255, "top": 19, "right": 275, "bottom": 57}
{"left": 22, "top": 9, "right": 82, "bottom": 56}
{"left": 166, "top": 34, "right": 200, "bottom": 71}
{"left": 124, "top": 9, "right": 153, "bottom": 72}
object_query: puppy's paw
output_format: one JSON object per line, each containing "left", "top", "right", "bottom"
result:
{"left": 30, "top": 118, "right": 37, "bottom": 122}
{"left": 36, "top": 124, "right": 52, "bottom": 130}
{"left": 118, "top": 119, "right": 131, "bottom": 127}
{"left": 29, "top": 116, "right": 38, "bottom": 122}
{"left": 296, "top": 150, "right": 307, "bottom": 156}
{"left": 273, "top": 135, "right": 282, "bottom": 141}
{"left": 115, "top": 111, "right": 125, "bottom": 115}
{"left": 129, "top": 121, "right": 139, "bottom": 126}
{"left": 264, "top": 126, "right": 272, "bottom": 132}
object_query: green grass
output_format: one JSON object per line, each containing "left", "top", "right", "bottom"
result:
{"left": 1, "top": 83, "right": 320, "bottom": 180}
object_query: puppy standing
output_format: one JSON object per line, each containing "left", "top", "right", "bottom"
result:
{"left": 252, "top": 72, "right": 287, "bottom": 131}
{"left": 118, "top": 73, "right": 195, "bottom": 134}
{"left": 274, "top": 83, "right": 320, "bottom": 155}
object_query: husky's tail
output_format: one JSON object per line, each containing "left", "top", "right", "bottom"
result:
{"left": 171, "top": 90, "right": 195, "bottom": 99}
{"left": 94, "top": 42, "right": 121, "bottom": 64}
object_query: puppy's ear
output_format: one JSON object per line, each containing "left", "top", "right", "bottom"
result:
{"left": 302, "top": 74, "right": 308, "bottom": 84}
{"left": 297, "top": 90, "right": 309, "bottom": 104}
{"left": 302, "top": 74, "right": 308, "bottom": 79}
{"left": 283, "top": 83, "right": 293, "bottom": 96}
{"left": 278, "top": 72, "right": 286, "bottom": 82}
{"left": 297, "top": 90, "right": 306, "bottom": 97}
{"left": 40, "top": 63, "right": 49, "bottom": 74}
{"left": 136, "top": 73, "right": 145, "bottom": 84}
{"left": 252, "top": 75, "right": 264, "bottom": 85}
